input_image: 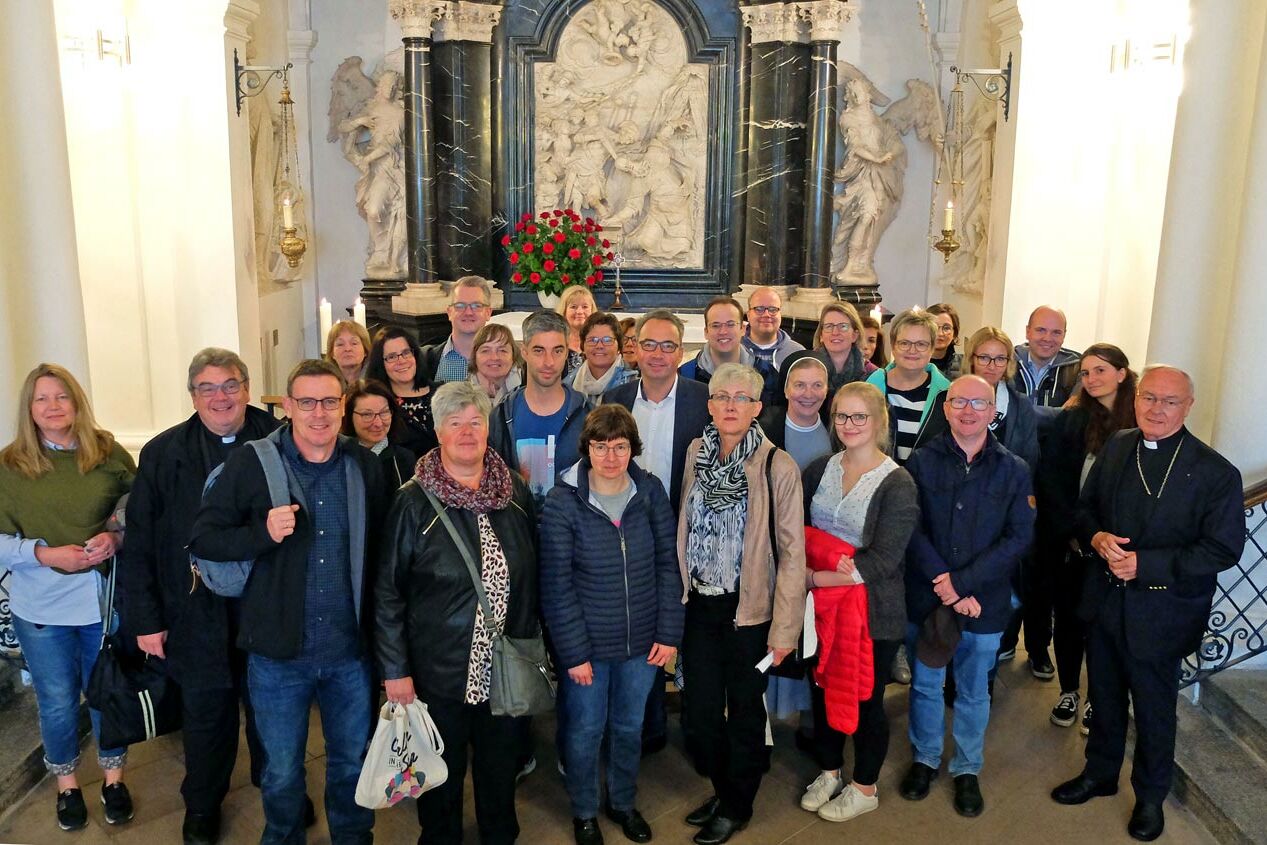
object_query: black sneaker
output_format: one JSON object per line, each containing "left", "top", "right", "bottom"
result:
{"left": 1028, "top": 653, "right": 1056, "bottom": 681}
{"left": 1051, "top": 691, "right": 1080, "bottom": 727}
{"left": 1080, "top": 702, "right": 1093, "bottom": 737}
{"left": 101, "top": 782, "right": 134, "bottom": 825}
{"left": 56, "top": 788, "right": 88, "bottom": 831}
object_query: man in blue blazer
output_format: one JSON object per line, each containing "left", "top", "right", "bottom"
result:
{"left": 1051, "top": 365, "right": 1245, "bottom": 842}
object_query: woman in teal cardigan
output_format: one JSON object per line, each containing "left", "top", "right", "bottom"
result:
{"left": 0, "top": 364, "right": 136, "bottom": 831}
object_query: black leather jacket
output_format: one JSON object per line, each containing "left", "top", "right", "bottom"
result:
{"left": 375, "top": 474, "right": 539, "bottom": 703}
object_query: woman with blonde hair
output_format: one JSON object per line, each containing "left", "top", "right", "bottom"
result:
{"left": 779, "top": 302, "right": 875, "bottom": 426}
{"left": 557, "top": 286, "right": 598, "bottom": 378}
{"left": 0, "top": 364, "right": 137, "bottom": 830}
{"left": 325, "top": 320, "right": 372, "bottom": 385}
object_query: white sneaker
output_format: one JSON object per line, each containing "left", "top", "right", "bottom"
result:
{"left": 800, "top": 771, "right": 843, "bottom": 812}
{"left": 818, "top": 784, "right": 879, "bottom": 822}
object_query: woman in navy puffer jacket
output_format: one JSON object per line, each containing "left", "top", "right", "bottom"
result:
{"left": 540, "top": 405, "right": 684, "bottom": 844}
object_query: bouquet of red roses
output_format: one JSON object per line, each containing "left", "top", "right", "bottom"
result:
{"left": 501, "top": 208, "right": 614, "bottom": 296}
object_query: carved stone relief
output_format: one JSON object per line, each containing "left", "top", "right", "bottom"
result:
{"left": 534, "top": 0, "right": 707, "bottom": 268}
{"left": 942, "top": 96, "right": 996, "bottom": 297}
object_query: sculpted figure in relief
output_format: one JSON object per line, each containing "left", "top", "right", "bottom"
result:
{"left": 830, "top": 67, "right": 940, "bottom": 287}
{"left": 329, "top": 60, "right": 408, "bottom": 279}
{"left": 942, "top": 97, "right": 996, "bottom": 296}
{"left": 604, "top": 120, "right": 695, "bottom": 264}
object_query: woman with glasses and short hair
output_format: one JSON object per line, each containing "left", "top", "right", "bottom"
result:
{"left": 571, "top": 312, "right": 635, "bottom": 401}
{"left": 678, "top": 363, "right": 806, "bottom": 845}
{"left": 963, "top": 327, "right": 1038, "bottom": 472}
{"left": 797, "top": 381, "right": 918, "bottom": 824}
{"left": 927, "top": 303, "right": 962, "bottom": 379}
{"left": 341, "top": 379, "right": 416, "bottom": 492}
{"left": 366, "top": 328, "right": 437, "bottom": 458}
{"left": 864, "top": 309, "right": 951, "bottom": 465}
{"left": 540, "top": 405, "right": 683, "bottom": 845}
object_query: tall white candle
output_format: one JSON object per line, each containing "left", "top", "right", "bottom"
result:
{"left": 943, "top": 200, "right": 955, "bottom": 231}
{"left": 282, "top": 197, "right": 295, "bottom": 229}
{"left": 319, "top": 298, "right": 333, "bottom": 347}
{"left": 870, "top": 304, "right": 883, "bottom": 325}
{"left": 353, "top": 298, "right": 366, "bottom": 327}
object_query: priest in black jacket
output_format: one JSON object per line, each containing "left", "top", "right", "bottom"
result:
{"left": 1051, "top": 365, "right": 1245, "bottom": 842}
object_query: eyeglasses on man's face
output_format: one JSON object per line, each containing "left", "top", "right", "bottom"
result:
{"left": 973, "top": 354, "right": 1009, "bottom": 368}
{"left": 589, "top": 441, "right": 631, "bottom": 457}
{"left": 709, "top": 392, "right": 758, "bottom": 406}
{"left": 384, "top": 350, "right": 415, "bottom": 364}
{"left": 894, "top": 339, "right": 932, "bottom": 352}
{"left": 292, "top": 397, "right": 342, "bottom": 411}
{"left": 750, "top": 305, "right": 780, "bottom": 316}
{"left": 194, "top": 379, "right": 244, "bottom": 398}
{"left": 639, "top": 339, "right": 680, "bottom": 353}
{"left": 1137, "top": 392, "right": 1186, "bottom": 410}
{"left": 450, "top": 301, "right": 489, "bottom": 312}
{"left": 948, "top": 397, "right": 994, "bottom": 411}
{"left": 832, "top": 412, "right": 870, "bottom": 426}
{"left": 708, "top": 320, "right": 740, "bottom": 332}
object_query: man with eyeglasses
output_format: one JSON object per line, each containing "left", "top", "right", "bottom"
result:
{"left": 1011, "top": 306, "right": 1080, "bottom": 421}
{"left": 190, "top": 359, "right": 388, "bottom": 844}
{"left": 681, "top": 297, "right": 778, "bottom": 405}
{"left": 1052, "top": 365, "right": 1243, "bottom": 842}
{"left": 605, "top": 308, "right": 711, "bottom": 756}
{"left": 118, "top": 348, "right": 292, "bottom": 845}
{"left": 741, "top": 286, "right": 805, "bottom": 372}
{"left": 901, "top": 375, "right": 1034, "bottom": 819}
{"left": 418, "top": 276, "right": 494, "bottom": 383}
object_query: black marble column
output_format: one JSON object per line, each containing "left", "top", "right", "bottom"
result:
{"left": 741, "top": 40, "right": 810, "bottom": 286}
{"left": 802, "top": 39, "right": 837, "bottom": 288}
{"left": 434, "top": 40, "right": 493, "bottom": 280}
{"left": 404, "top": 37, "right": 438, "bottom": 284}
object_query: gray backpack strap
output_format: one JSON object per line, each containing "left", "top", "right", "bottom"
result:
{"left": 422, "top": 488, "right": 500, "bottom": 637}
{"left": 248, "top": 439, "right": 290, "bottom": 509}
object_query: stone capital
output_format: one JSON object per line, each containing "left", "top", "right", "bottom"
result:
{"left": 287, "top": 30, "right": 318, "bottom": 63}
{"left": 797, "top": 0, "right": 853, "bottom": 44}
{"left": 741, "top": 2, "right": 809, "bottom": 45}
{"left": 224, "top": 0, "right": 261, "bottom": 41}
{"left": 389, "top": 0, "right": 450, "bottom": 40}
{"left": 435, "top": 1, "right": 502, "bottom": 43}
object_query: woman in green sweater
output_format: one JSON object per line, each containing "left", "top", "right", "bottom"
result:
{"left": 0, "top": 364, "right": 136, "bottom": 831}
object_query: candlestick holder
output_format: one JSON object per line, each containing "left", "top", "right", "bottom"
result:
{"left": 933, "top": 228, "right": 960, "bottom": 262}
{"left": 280, "top": 226, "right": 307, "bottom": 268}
{"left": 610, "top": 251, "right": 626, "bottom": 309}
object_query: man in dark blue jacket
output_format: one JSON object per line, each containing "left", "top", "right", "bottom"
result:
{"left": 899, "top": 376, "right": 1035, "bottom": 819}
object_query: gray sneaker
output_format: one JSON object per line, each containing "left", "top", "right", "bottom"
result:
{"left": 891, "top": 647, "right": 912, "bottom": 685}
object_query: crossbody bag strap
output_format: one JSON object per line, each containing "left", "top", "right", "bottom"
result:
{"left": 99, "top": 554, "right": 117, "bottom": 651}
{"left": 765, "top": 448, "right": 777, "bottom": 567}
{"left": 421, "top": 489, "right": 500, "bottom": 637}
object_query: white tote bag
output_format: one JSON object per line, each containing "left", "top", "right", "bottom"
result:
{"left": 355, "top": 700, "right": 448, "bottom": 809}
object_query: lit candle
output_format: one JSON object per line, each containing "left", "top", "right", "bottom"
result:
{"left": 870, "top": 304, "right": 883, "bottom": 325}
{"left": 353, "top": 298, "right": 366, "bottom": 327}
{"left": 282, "top": 197, "right": 295, "bottom": 229}
{"left": 943, "top": 200, "right": 955, "bottom": 231}
{"left": 319, "top": 298, "right": 332, "bottom": 345}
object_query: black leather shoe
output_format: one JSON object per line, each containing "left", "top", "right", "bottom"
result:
{"left": 953, "top": 774, "right": 984, "bottom": 817}
{"left": 605, "top": 806, "right": 652, "bottom": 843}
{"left": 182, "top": 811, "right": 222, "bottom": 845}
{"left": 685, "top": 796, "right": 721, "bottom": 827}
{"left": 1128, "top": 802, "right": 1165, "bottom": 841}
{"left": 1051, "top": 773, "right": 1119, "bottom": 805}
{"left": 899, "top": 763, "right": 938, "bottom": 801}
{"left": 303, "top": 795, "right": 317, "bottom": 827}
{"left": 573, "top": 817, "right": 604, "bottom": 845}
{"left": 692, "top": 815, "right": 747, "bottom": 845}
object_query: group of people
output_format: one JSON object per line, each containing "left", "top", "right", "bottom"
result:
{"left": 0, "top": 280, "right": 1246, "bottom": 845}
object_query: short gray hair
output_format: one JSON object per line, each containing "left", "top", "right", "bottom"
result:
{"left": 431, "top": 380, "right": 492, "bottom": 427}
{"left": 187, "top": 348, "right": 249, "bottom": 393}
{"left": 636, "top": 308, "right": 684, "bottom": 342}
{"left": 451, "top": 275, "right": 492, "bottom": 305}
{"left": 709, "top": 362, "right": 763, "bottom": 399}
{"left": 1140, "top": 364, "right": 1196, "bottom": 399}
{"left": 522, "top": 309, "right": 569, "bottom": 345}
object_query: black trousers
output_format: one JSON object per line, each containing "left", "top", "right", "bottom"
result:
{"left": 1083, "top": 588, "right": 1181, "bottom": 804}
{"left": 1052, "top": 549, "right": 1090, "bottom": 693}
{"left": 180, "top": 648, "right": 265, "bottom": 815}
{"left": 810, "top": 639, "right": 899, "bottom": 786}
{"left": 682, "top": 592, "right": 771, "bottom": 821}
{"left": 417, "top": 697, "right": 521, "bottom": 845}
{"left": 1001, "top": 549, "right": 1053, "bottom": 656}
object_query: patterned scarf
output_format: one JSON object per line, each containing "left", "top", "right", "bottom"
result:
{"left": 414, "top": 446, "right": 513, "bottom": 514}
{"left": 694, "top": 420, "right": 764, "bottom": 511}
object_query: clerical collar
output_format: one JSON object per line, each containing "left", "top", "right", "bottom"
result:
{"left": 1140, "top": 427, "right": 1185, "bottom": 451}
{"left": 222, "top": 434, "right": 237, "bottom": 444}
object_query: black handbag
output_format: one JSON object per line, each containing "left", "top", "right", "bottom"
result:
{"left": 86, "top": 558, "right": 182, "bottom": 748}
{"left": 424, "top": 490, "right": 555, "bottom": 717}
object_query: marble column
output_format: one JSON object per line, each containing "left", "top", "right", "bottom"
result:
{"left": 390, "top": 0, "right": 447, "bottom": 286}
{"left": 433, "top": 2, "right": 501, "bottom": 281}
{"left": 0, "top": 0, "right": 90, "bottom": 435}
{"left": 740, "top": 2, "right": 810, "bottom": 287}
{"left": 799, "top": 1, "right": 853, "bottom": 292}
{"left": 1146, "top": 0, "right": 1267, "bottom": 441}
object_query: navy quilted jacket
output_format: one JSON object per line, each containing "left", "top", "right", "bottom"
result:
{"left": 539, "top": 460, "right": 684, "bottom": 670}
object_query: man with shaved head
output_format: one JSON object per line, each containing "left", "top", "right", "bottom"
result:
{"left": 900, "top": 375, "right": 1035, "bottom": 819}
{"left": 1012, "top": 306, "right": 1080, "bottom": 419}
{"left": 1052, "top": 365, "right": 1244, "bottom": 842}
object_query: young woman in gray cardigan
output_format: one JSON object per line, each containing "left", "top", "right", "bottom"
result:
{"left": 798, "top": 382, "right": 920, "bottom": 825}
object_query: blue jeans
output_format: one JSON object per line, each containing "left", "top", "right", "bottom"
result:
{"left": 12, "top": 615, "right": 126, "bottom": 774}
{"left": 248, "top": 654, "right": 373, "bottom": 844}
{"left": 562, "top": 656, "right": 658, "bottom": 819}
{"left": 906, "top": 623, "right": 1002, "bottom": 777}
